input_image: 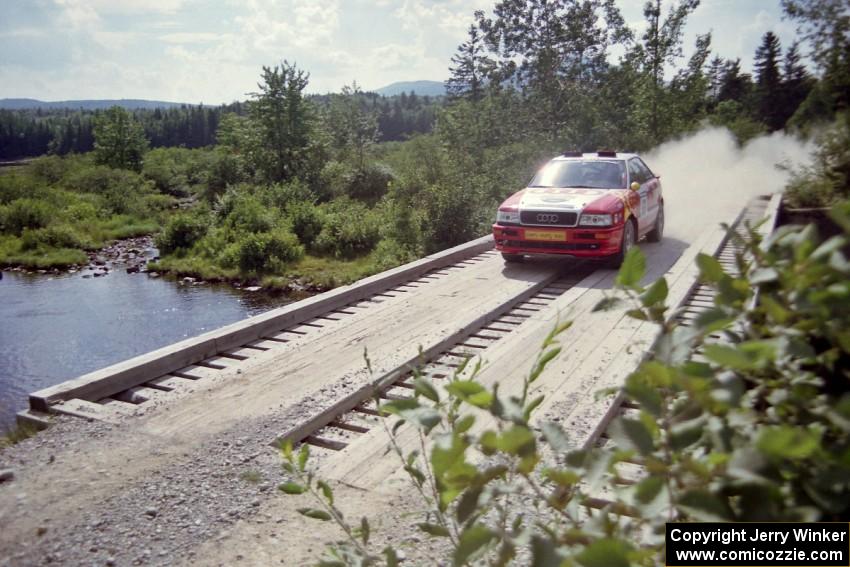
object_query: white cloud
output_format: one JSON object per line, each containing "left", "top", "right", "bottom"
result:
{"left": 159, "top": 32, "right": 226, "bottom": 44}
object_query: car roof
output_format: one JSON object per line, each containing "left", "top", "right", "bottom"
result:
{"left": 551, "top": 152, "right": 639, "bottom": 162}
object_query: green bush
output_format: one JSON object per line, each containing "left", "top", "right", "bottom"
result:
{"left": 420, "top": 182, "right": 484, "bottom": 254}
{"left": 235, "top": 229, "right": 303, "bottom": 273}
{"left": 20, "top": 225, "right": 87, "bottom": 251}
{"left": 156, "top": 212, "right": 210, "bottom": 254}
{"left": 29, "top": 155, "right": 73, "bottom": 184}
{"left": 314, "top": 199, "right": 380, "bottom": 258}
{"left": 784, "top": 113, "right": 850, "bottom": 208}
{"left": 287, "top": 201, "right": 324, "bottom": 248}
{"left": 265, "top": 179, "right": 316, "bottom": 211}
{"left": 65, "top": 165, "right": 153, "bottom": 215}
{"left": 222, "top": 193, "right": 277, "bottom": 234}
{"left": 1, "top": 198, "right": 55, "bottom": 235}
{"left": 344, "top": 162, "right": 394, "bottom": 202}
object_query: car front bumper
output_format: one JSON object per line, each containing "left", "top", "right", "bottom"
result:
{"left": 492, "top": 223, "right": 624, "bottom": 257}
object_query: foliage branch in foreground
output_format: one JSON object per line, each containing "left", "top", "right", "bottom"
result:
{"left": 280, "top": 203, "right": 850, "bottom": 566}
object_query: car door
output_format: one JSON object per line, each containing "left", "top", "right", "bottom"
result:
{"left": 627, "top": 159, "right": 650, "bottom": 232}
{"left": 636, "top": 158, "right": 660, "bottom": 229}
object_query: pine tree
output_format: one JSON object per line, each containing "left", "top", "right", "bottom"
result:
{"left": 780, "top": 41, "right": 814, "bottom": 123}
{"left": 446, "top": 21, "right": 494, "bottom": 102}
{"left": 754, "top": 31, "right": 784, "bottom": 130}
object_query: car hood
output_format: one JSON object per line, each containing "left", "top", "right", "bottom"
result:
{"left": 518, "top": 187, "right": 627, "bottom": 211}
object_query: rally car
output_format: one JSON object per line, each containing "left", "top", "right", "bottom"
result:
{"left": 492, "top": 151, "right": 664, "bottom": 266}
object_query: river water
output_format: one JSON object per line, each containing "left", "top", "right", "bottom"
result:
{"left": 0, "top": 267, "right": 291, "bottom": 428}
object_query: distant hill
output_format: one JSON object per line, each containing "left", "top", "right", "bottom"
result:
{"left": 373, "top": 81, "right": 446, "bottom": 97}
{"left": 0, "top": 98, "right": 191, "bottom": 111}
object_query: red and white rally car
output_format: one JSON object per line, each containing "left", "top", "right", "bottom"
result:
{"left": 492, "top": 151, "right": 664, "bottom": 266}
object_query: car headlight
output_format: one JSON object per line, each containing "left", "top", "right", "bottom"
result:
{"left": 496, "top": 210, "right": 520, "bottom": 224}
{"left": 579, "top": 214, "right": 613, "bottom": 227}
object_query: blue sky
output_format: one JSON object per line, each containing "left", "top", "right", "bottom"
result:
{"left": 0, "top": 0, "right": 801, "bottom": 104}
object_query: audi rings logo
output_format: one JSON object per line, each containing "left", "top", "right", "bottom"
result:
{"left": 536, "top": 213, "right": 559, "bottom": 223}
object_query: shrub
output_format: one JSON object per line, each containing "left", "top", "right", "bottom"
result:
{"left": 223, "top": 194, "right": 276, "bottom": 234}
{"left": 344, "top": 162, "right": 394, "bottom": 202}
{"left": 1, "top": 198, "right": 55, "bottom": 235}
{"left": 314, "top": 199, "right": 380, "bottom": 258}
{"left": 20, "top": 225, "right": 87, "bottom": 251}
{"left": 784, "top": 113, "right": 850, "bottom": 208}
{"left": 156, "top": 212, "right": 209, "bottom": 254}
{"left": 65, "top": 165, "right": 153, "bottom": 215}
{"left": 420, "top": 182, "right": 484, "bottom": 254}
{"left": 287, "top": 201, "right": 324, "bottom": 248}
{"left": 265, "top": 179, "right": 316, "bottom": 211}
{"left": 29, "top": 155, "right": 72, "bottom": 184}
{"left": 235, "top": 229, "right": 303, "bottom": 273}
{"left": 316, "top": 160, "right": 352, "bottom": 201}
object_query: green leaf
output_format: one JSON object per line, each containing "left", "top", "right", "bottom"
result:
{"left": 543, "top": 468, "right": 580, "bottom": 487}
{"left": 280, "top": 439, "right": 294, "bottom": 461}
{"left": 530, "top": 347, "right": 561, "bottom": 382}
{"left": 693, "top": 308, "right": 733, "bottom": 332}
{"left": 317, "top": 480, "right": 333, "bottom": 505}
{"left": 576, "top": 538, "right": 632, "bottom": 567}
{"left": 616, "top": 247, "right": 646, "bottom": 288}
{"left": 640, "top": 277, "right": 668, "bottom": 307}
{"left": 524, "top": 394, "right": 545, "bottom": 420}
{"left": 750, "top": 267, "right": 779, "bottom": 284}
{"left": 397, "top": 406, "right": 441, "bottom": 433}
{"left": 677, "top": 490, "right": 732, "bottom": 521}
{"left": 541, "top": 421, "right": 570, "bottom": 452}
{"left": 278, "top": 482, "right": 306, "bottom": 495}
{"left": 497, "top": 425, "right": 536, "bottom": 456}
{"left": 297, "top": 443, "right": 309, "bottom": 472}
{"left": 670, "top": 416, "right": 707, "bottom": 451}
{"left": 454, "top": 414, "right": 475, "bottom": 434}
{"left": 634, "top": 475, "right": 664, "bottom": 504}
{"left": 414, "top": 377, "right": 440, "bottom": 402}
{"left": 593, "top": 296, "right": 622, "bottom": 312}
{"left": 454, "top": 524, "right": 496, "bottom": 566}
{"left": 697, "top": 253, "right": 726, "bottom": 283}
{"left": 757, "top": 426, "right": 821, "bottom": 460}
{"left": 297, "top": 507, "right": 332, "bottom": 521}
{"left": 384, "top": 546, "right": 400, "bottom": 567}
{"left": 703, "top": 344, "right": 756, "bottom": 370}
{"left": 609, "top": 417, "right": 655, "bottom": 455}
{"left": 530, "top": 535, "right": 564, "bottom": 567}
{"left": 418, "top": 522, "right": 450, "bottom": 537}
{"left": 456, "top": 486, "right": 482, "bottom": 524}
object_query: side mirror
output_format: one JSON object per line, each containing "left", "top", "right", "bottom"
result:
{"left": 630, "top": 181, "right": 640, "bottom": 191}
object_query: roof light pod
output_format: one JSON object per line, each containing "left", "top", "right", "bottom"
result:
{"left": 597, "top": 150, "right": 617, "bottom": 157}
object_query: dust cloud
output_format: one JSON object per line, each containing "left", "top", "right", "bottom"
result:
{"left": 644, "top": 127, "right": 814, "bottom": 234}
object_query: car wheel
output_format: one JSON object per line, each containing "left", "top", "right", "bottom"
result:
{"left": 610, "top": 220, "right": 635, "bottom": 267}
{"left": 647, "top": 204, "right": 664, "bottom": 243}
{"left": 502, "top": 253, "right": 524, "bottom": 263}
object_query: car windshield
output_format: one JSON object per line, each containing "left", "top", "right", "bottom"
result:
{"left": 529, "top": 160, "right": 627, "bottom": 189}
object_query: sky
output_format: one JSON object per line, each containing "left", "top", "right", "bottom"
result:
{"left": 0, "top": 0, "right": 802, "bottom": 105}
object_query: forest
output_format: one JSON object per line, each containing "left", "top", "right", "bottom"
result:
{"left": 0, "top": 0, "right": 847, "bottom": 289}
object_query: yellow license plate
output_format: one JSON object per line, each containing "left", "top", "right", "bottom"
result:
{"left": 525, "top": 230, "right": 567, "bottom": 242}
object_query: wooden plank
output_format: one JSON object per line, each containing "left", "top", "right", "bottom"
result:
{"left": 171, "top": 365, "right": 222, "bottom": 380}
{"left": 146, "top": 375, "right": 196, "bottom": 392}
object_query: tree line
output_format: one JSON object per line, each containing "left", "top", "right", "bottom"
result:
{"left": 0, "top": 93, "right": 441, "bottom": 160}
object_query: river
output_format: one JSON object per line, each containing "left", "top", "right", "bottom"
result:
{"left": 0, "top": 265, "right": 292, "bottom": 429}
